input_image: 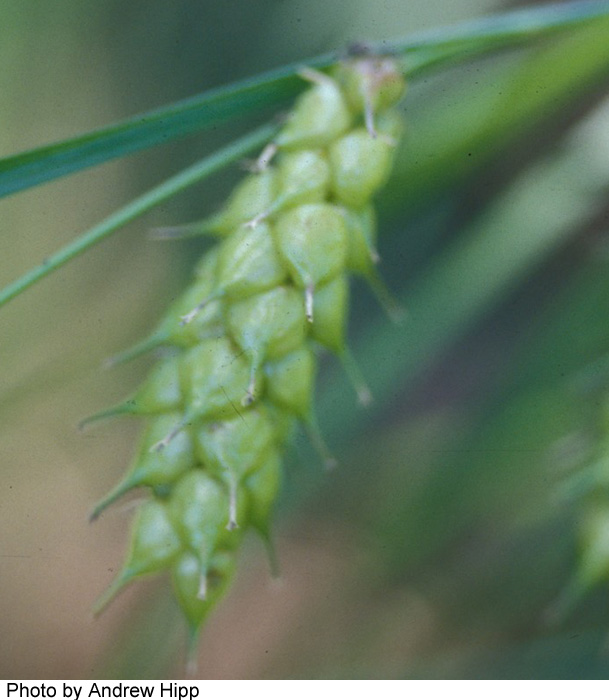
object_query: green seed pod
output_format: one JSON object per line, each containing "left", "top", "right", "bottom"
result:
{"left": 265, "top": 345, "right": 315, "bottom": 420}
{"left": 244, "top": 449, "right": 282, "bottom": 574}
{"left": 122, "top": 354, "right": 183, "bottom": 414}
{"left": 168, "top": 471, "right": 231, "bottom": 554}
{"left": 263, "top": 400, "right": 296, "bottom": 443}
{"left": 342, "top": 205, "right": 378, "bottom": 276}
{"left": 194, "top": 408, "right": 276, "bottom": 478}
{"left": 194, "top": 407, "right": 276, "bottom": 529}
{"left": 334, "top": 56, "right": 406, "bottom": 135}
{"left": 161, "top": 278, "right": 223, "bottom": 347}
{"left": 94, "top": 499, "right": 182, "bottom": 614}
{"left": 90, "top": 412, "right": 196, "bottom": 520}
{"left": 92, "top": 53, "right": 406, "bottom": 654}
{"left": 310, "top": 274, "right": 349, "bottom": 354}
{"left": 179, "top": 336, "right": 256, "bottom": 421}
{"left": 274, "top": 203, "right": 348, "bottom": 321}
{"left": 182, "top": 170, "right": 278, "bottom": 238}
{"left": 329, "top": 128, "right": 396, "bottom": 208}
{"left": 107, "top": 251, "right": 222, "bottom": 366}
{"left": 241, "top": 150, "right": 332, "bottom": 228}
{"left": 226, "top": 285, "right": 307, "bottom": 403}
{"left": 310, "top": 274, "right": 371, "bottom": 405}
{"left": 276, "top": 70, "right": 351, "bottom": 150}
{"left": 272, "top": 150, "right": 331, "bottom": 212}
{"left": 81, "top": 353, "right": 183, "bottom": 427}
{"left": 161, "top": 246, "right": 223, "bottom": 344}
{"left": 264, "top": 345, "right": 335, "bottom": 466}
{"left": 126, "top": 499, "right": 183, "bottom": 573}
{"left": 157, "top": 246, "right": 223, "bottom": 346}
{"left": 342, "top": 206, "right": 403, "bottom": 321}
{"left": 214, "top": 222, "right": 287, "bottom": 300}
{"left": 171, "top": 549, "right": 237, "bottom": 656}
{"left": 245, "top": 449, "right": 282, "bottom": 538}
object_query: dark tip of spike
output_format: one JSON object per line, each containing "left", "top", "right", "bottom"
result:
{"left": 251, "top": 142, "right": 277, "bottom": 173}
{"left": 305, "top": 283, "right": 315, "bottom": 323}
{"left": 151, "top": 413, "right": 190, "bottom": 452}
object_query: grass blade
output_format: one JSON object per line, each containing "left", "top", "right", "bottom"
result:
{"left": 0, "top": 0, "right": 607, "bottom": 200}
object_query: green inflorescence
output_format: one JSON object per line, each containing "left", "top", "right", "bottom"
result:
{"left": 89, "top": 54, "right": 406, "bottom": 659}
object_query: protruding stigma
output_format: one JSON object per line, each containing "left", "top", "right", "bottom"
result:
{"left": 305, "top": 281, "right": 315, "bottom": 323}
{"left": 180, "top": 299, "right": 209, "bottom": 326}
{"left": 180, "top": 290, "right": 223, "bottom": 326}
{"left": 251, "top": 143, "right": 277, "bottom": 173}
{"left": 226, "top": 476, "right": 239, "bottom": 531}
{"left": 364, "top": 98, "right": 377, "bottom": 139}
{"left": 241, "top": 351, "right": 260, "bottom": 407}
{"left": 151, "top": 413, "right": 190, "bottom": 452}
{"left": 244, "top": 209, "right": 270, "bottom": 230}
{"left": 298, "top": 66, "right": 333, "bottom": 86}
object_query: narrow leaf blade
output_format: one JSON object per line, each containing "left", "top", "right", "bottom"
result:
{"left": 1, "top": 0, "right": 607, "bottom": 200}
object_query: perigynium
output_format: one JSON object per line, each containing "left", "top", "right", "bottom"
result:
{"left": 86, "top": 52, "right": 406, "bottom": 663}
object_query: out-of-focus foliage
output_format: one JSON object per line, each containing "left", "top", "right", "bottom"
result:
{"left": 2, "top": 0, "right": 609, "bottom": 680}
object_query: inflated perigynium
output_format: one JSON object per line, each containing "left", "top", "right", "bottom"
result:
{"left": 90, "top": 55, "right": 406, "bottom": 656}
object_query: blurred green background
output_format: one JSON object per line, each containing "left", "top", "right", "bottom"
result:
{"left": 2, "top": 0, "right": 609, "bottom": 680}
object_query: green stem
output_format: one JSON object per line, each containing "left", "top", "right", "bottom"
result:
{"left": 0, "top": 123, "right": 276, "bottom": 308}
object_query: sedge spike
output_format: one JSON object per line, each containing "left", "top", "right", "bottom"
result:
{"left": 91, "top": 53, "right": 406, "bottom": 655}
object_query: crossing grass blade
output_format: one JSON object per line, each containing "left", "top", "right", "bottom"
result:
{"left": 0, "top": 0, "right": 607, "bottom": 201}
